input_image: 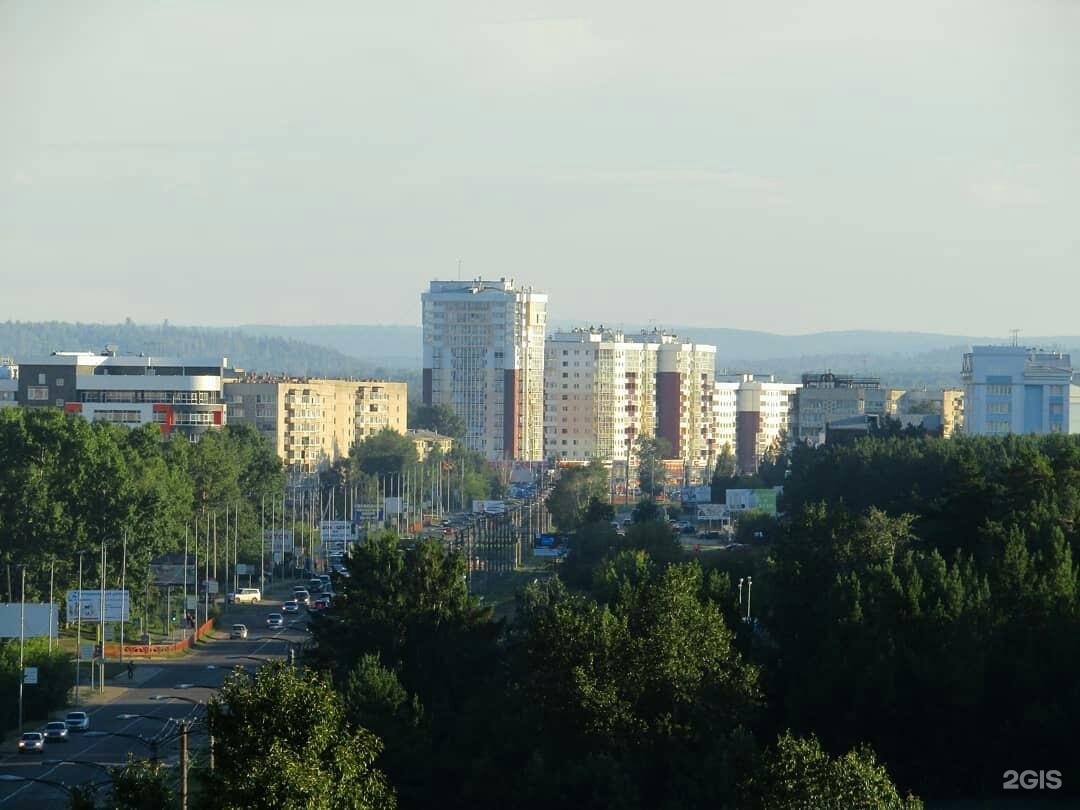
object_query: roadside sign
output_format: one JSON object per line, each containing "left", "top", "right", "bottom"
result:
{"left": 79, "top": 643, "right": 95, "bottom": 660}
{"left": 23, "top": 667, "right": 38, "bottom": 685}
{"left": 66, "top": 590, "right": 131, "bottom": 622}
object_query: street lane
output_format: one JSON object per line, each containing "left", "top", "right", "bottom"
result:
{"left": 0, "top": 595, "right": 308, "bottom": 807}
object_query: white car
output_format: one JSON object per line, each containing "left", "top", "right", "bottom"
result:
{"left": 266, "top": 613, "right": 284, "bottom": 630}
{"left": 18, "top": 732, "right": 44, "bottom": 754}
{"left": 233, "top": 588, "right": 261, "bottom": 604}
{"left": 64, "top": 711, "right": 91, "bottom": 732}
{"left": 229, "top": 624, "right": 249, "bottom": 639}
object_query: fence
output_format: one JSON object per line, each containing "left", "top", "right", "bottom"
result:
{"left": 103, "top": 618, "right": 215, "bottom": 658}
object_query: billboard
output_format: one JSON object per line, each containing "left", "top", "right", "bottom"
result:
{"left": 697, "top": 504, "right": 729, "bottom": 521}
{"left": 148, "top": 564, "right": 196, "bottom": 586}
{"left": 533, "top": 534, "right": 569, "bottom": 558}
{"left": 354, "top": 504, "right": 381, "bottom": 520}
{"left": 320, "top": 520, "right": 351, "bottom": 543}
{"left": 383, "top": 497, "right": 403, "bottom": 516}
{"left": 681, "top": 486, "right": 712, "bottom": 504}
{"left": 0, "top": 604, "right": 59, "bottom": 639}
{"left": 66, "top": 590, "right": 130, "bottom": 622}
{"left": 473, "top": 500, "right": 506, "bottom": 515}
{"left": 263, "top": 529, "right": 294, "bottom": 552}
{"left": 726, "top": 487, "right": 781, "bottom": 516}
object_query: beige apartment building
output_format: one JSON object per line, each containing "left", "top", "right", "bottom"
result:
{"left": 226, "top": 377, "right": 407, "bottom": 472}
{"left": 544, "top": 328, "right": 658, "bottom": 464}
{"left": 422, "top": 278, "right": 547, "bottom": 461}
{"left": 897, "top": 388, "right": 965, "bottom": 437}
{"left": 729, "top": 374, "right": 801, "bottom": 475}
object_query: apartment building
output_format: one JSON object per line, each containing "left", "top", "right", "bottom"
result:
{"left": 543, "top": 328, "right": 658, "bottom": 464}
{"left": 730, "top": 374, "right": 800, "bottom": 475}
{"left": 422, "top": 278, "right": 546, "bottom": 461}
{"left": 896, "top": 388, "right": 965, "bottom": 437}
{"left": 648, "top": 331, "right": 717, "bottom": 476}
{"left": 962, "top": 345, "right": 1071, "bottom": 435}
{"left": 791, "top": 373, "right": 897, "bottom": 447}
{"left": 17, "top": 350, "right": 227, "bottom": 440}
{"left": 225, "top": 377, "right": 407, "bottom": 472}
{"left": 408, "top": 429, "right": 454, "bottom": 461}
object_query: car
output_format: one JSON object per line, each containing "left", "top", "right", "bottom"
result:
{"left": 310, "top": 597, "right": 330, "bottom": 612}
{"left": 43, "top": 721, "right": 69, "bottom": 743}
{"left": 282, "top": 600, "right": 299, "bottom": 614}
{"left": 233, "top": 588, "right": 261, "bottom": 604}
{"left": 18, "top": 732, "right": 45, "bottom": 754}
{"left": 266, "top": 613, "right": 284, "bottom": 629}
{"left": 307, "top": 579, "right": 324, "bottom": 593}
{"left": 64, "top": 711, "right": 90, "bottom": 732}
{"left": 292, "top": 590, "right": 311, "bottom": 606}
{"left": 229, "top": 623, "right": 249, "bottom": 639}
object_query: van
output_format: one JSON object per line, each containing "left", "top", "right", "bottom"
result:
{"left": 234, "top": 588, "right": 261, "bottom": 604}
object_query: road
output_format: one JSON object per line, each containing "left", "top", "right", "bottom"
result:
{"left": 0, "top": 597, "right": 308, "bottom": 808}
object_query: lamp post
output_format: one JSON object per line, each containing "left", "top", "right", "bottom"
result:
{"left": 745, "top": 576, "right": 752, "bottom": 621}
{"left": 18, "top": 564, "right": 26, "bottom": 731}
{"left": 738, "top": 577, "right": 744, "bottom": 607}
{"left": 74, "top": 550, "right": 86, "bottom": 705}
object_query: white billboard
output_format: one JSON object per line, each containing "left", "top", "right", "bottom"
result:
{"left": 696, "top": 504, "right": 729, "bottom": 521}
{"left": 320, "top": 520, "right": 351, "bottom": 543}
{"left": 66, "top": 590, "right": 130, "bottom": 622}
{"left": 0, "top": 604, "right": 59, "bottom": 639}
{"left": 473, "top": 500, "right": 506, "bottom": 515}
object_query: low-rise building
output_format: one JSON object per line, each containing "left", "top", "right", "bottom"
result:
{"left": 791, "top": 373, "right": 897, "bottom": 447}
{"left": 17, "top": 350, "right": 228, "bottom": 440}
{"left": 962, "top": 345, "right": 1070, "bottom": 435}
{"left": 0, "top": 358, "right": 17, "bottom": 410}
{"left": 408, "top": 429, "right": 454, "bottom": 461}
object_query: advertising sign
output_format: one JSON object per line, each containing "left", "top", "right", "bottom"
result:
{"left": 148, "top": 564, "right": 196, "bottom": 586}
{"left": 681, "top": 486, "right": 712, "bottom": 504}
{"left": 726, "top": 488, "right": 781, "bottom": 516}
{"left": 697, "top": 504, "right": 728, "bottom": 521}
{"left": 0, "top": 604, "right": 58, "bottom": 639}
{"left": 533, "top": 534, "right": 569, "bottom": 558}
{"left": 66, "top": 590, "right": 130, "bottom": 622}
{"left": 235, "top": 564, "right": 254, "bottom": 575}
{"left": 263, "top": 530, "right": 294, "bottom": 552}
{"left": 383, "top": 497, "right": 403, "bottom": 516}
{"left": 320, "top": 520, "right": 351, "bottom": 543}
{"left": 473, "top": 500, "right": 506, "bottom": 515}
{"left": 23, "top": 667, "right": 38, "bottom": 685}
{"left": 354, "top": 504, "right": 381, "bottom": 520}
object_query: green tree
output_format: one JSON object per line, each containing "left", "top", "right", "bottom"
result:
{"left": 545, "top": 462, "right": 609, "bottom": 532}
{"left": 203, "top": 661, "right": 396, "bottom": 810}
{"left": 408, "top": 403, "right": 466, "bottom": 440}
{"left": 635, "top": 436, "right": 671, "bottom": 497}
{"left": 351, "top": 429, "right": 418, "bottom": 478}
{"left": 743, "top": 732, "right": 922, "bottom": 809}
{"left": 110, "top": 755, "right": 175, "bottom": 809}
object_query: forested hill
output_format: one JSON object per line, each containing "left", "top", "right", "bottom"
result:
{"left": 0, "top": 320, "right": 393, "bottom": 378}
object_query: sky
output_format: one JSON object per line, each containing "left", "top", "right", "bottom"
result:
{"left": 2, "top": 0, "right": 1078, "bottom": 335}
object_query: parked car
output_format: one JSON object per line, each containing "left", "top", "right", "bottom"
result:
{"left": 64, "top": 711, "right": 90, "bottom": 732}
{"left": 18, "top": 732, "right": 44, "bottom": 754}
{"left": 43, "top": 721, "right": 69, "bottom": 743}
{"left": 282, "top": 600, "right": 299, "bottom": 615}
{"left": 266, "top": 613, "right": 284, "bottom": 629}
{"left": 229, "top": 624, "right": 249, "bottom": 639}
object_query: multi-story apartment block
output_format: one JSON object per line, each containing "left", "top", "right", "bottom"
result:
{"left": 791, "top": 373, "right": 897, "bottom": 447}
{"left": 897, "top": 388, "right": 965, "bottom": 437}
{"left": 712, "top": 380, "right": 739, "bottom": 460}
{"left": 730, "top": 374, "right": 800, "bottom": 474}
{"left": 544, "top": 328, "right": 657, "bottom": 464}
{"left": 962, "top": 345, "right": 1071, "bottom": 435}
{"left": 648, "top": 332, "right": 717, "bottom": 476}
{"left": 17, "top": 350, "right": 227, "bottom": 440}
{"left": 422, "top": 278, "right": 546, "bottom": 461}
{"left": 354, "top": 381, "right": 408, "bottom": 439}
{"left": 0, "top": 359, "right": 17, "bottom": 410}
{"left": 226, "top": 378, "right": 407, "bottom": 472}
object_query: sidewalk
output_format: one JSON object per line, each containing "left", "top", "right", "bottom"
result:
{"left": 72, "top": 664, "right": 164, "bottom": 709}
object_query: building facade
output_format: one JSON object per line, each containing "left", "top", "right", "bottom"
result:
{"left": 791, "top": 373, "right": 897, "bottom": 447}
{"left": 961, "top": 346, "right": 1071, "bottom": 435}
{"left": 225, "top": 377, "right": 408, "bottom": 472}
{"left": 896, "top": 388, "right": 965, "bottom": 438}
{"left": 0, "top": 359, "right": 17, "bottom": 410}
{"left": 649, "top": 332, "right": 717, "bottom": 476}
{"left": 422, "top": 278, "right": 546, "bottom": 461}
{"left": 730, "top": 375, "right": 800, "bottom": 474}
{"left": 543, "top": 328, "right": 658, "bottom": 465}
{"left": 17, "top": 351, "right": 227, "bottom": 440}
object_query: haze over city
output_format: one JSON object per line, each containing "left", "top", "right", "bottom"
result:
{"left": 3, "top": 0, "right": 1078, "bottom": 334}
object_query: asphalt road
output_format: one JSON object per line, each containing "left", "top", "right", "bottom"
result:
{"left": 0, "top": 597, "right": 308, "bottom": 808}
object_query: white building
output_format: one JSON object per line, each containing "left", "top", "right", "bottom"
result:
{"left": 791, "top": 373, "right": 897, "bottom": 447}
{"left": 544, "top": 328, "right": 657, "bottom": 464}
{"left": 17, "top": 350, "right": 228, "bottom": 440}
{"left": 961, "top": 345, "right": 1071, "bottom": 435}
{"left": 422, "top": 278, "right": 547, "bottom": 461}
{"left": 0, "top": 359, "right": 17, "bottom": 409}
{"left": 731, "top": 374, "right": 800, "bottom": 474}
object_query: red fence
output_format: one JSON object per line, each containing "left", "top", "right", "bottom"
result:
{"left": 103, "top": 618, "right": 216, "bottom": 658}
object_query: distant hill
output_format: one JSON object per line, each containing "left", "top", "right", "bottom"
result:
{"left": 0, "top": 320, "right": 389, "bottom": 378}
{"left": 235, "top": 324, "right": 421, "bottom": 370}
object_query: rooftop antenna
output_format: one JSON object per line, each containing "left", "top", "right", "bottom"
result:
{"left": 1010, "top": 328, "right": 1020, "bottom": 347}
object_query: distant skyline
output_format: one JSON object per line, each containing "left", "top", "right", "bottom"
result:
{"left": 3, "top": 1, "right": 1078, "bottom": 334}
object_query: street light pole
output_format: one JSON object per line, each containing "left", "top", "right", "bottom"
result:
{"left": 18, "top": 564, "right": 25, "bottom": 731}
{"left": 179, "top": 720, "right": 189, "bottom": 810}
{"left": 75, "top": 550, "right": 86, "bottom": 705}
{"left": 746, "top": 576, "right": 752, "bottom": 621}
{"left": 48, "top": 556, "right": 55, "bottom": 653}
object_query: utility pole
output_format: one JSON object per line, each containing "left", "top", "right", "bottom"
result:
{"left": 74, "top": 550, "right": 85, "bottom": 705}
{"left": 120, "top": 533, "right": 126, "bottom": 663}
{"left": 179, "top": 720, "right": 189, "bottom": 810}
{"left": 18, "top": 565, "right": 25, "bottom": 730}
{"left": 48, "top": 557, "right": 55, "bottom": 654}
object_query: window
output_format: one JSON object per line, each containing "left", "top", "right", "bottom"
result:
{"left": 27, "top": 386, "right": 49, "bottom": 401}
{"left": 37, "top": 373, "right": 46, "bottom": 385}
{"left": 55, "top": 378, "right": 64, "bottom": 387}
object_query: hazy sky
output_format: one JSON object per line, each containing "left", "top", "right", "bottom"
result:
{"left": 2, "top": 0, "right": 1078, "bottom": 334}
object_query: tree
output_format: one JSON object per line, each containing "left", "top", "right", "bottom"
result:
{"left": 757, "top": 428, "right": 789, "bottom": 487}
{"left": 203, "top": 661, "right": 396, "bottom": 810}
{"left": 743, "top": 732, "right": 922, "bottom": 809}
{"left": 545, "top": 462, "right": 609, "bottom": 532}
{"left": 635, "top": 436, "right": 671, "bottom": 497}
{"left": 351, "top": 429, "right": 418, "bottom": 478}
{"left": 110, "top": 755, "right": 175, "bottom": 809}
{"left": 408, "top": 403, "right": 465, "bottom": 440}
